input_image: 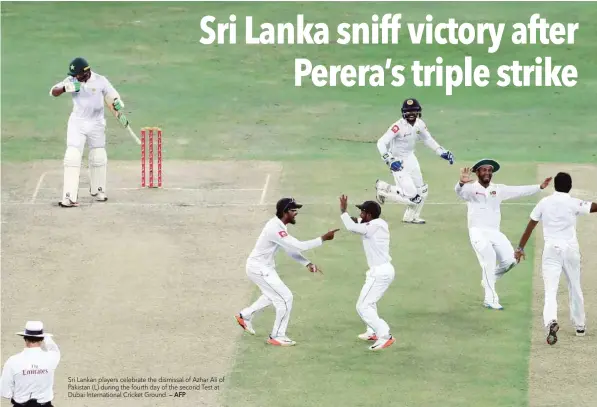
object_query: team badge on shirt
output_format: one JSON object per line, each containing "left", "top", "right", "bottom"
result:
{"left": 278, "top": 231, "right": 288, "bottom": 238}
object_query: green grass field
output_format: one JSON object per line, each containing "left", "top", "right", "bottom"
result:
{"left": 2, "top": 2, "right": 596, "bottom": 407}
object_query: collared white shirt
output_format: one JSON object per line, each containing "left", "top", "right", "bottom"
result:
{"left": 247, "top": 216, "right": 323, "bottom": 268}
{"left": 49, "top": 71, "right": 120, "bottom": 121}
{"left": 340, "top": 213, "right": 392, "bottom": 268}
{"left": 376, "top": 117, "right": 445, "bottom": 159}
{"left": 1, "top": 336, "right": 60, "bottom": 404}
{"left": 530, "top": 191, "right": 592, "bottom": 244}
{"left": 455, "top": 181, "right": 541, "bottom": 230}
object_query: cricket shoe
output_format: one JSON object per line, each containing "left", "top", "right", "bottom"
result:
{"left": 375, "top": 180, "right": 387, "bottom": 205}
{"left": 58, "top": 198, "right": 79, "bottom": 208}
{"left": 546, "top": 321, "right": 559, "bottom": 345}
{"left": 235, "top": 313, "right": 255, "bottom": 335}
{"left": 483, "top": 302, "right": 504, "bottom": 310}
{"left": 403, "top": 218, "right": 426, "bottom": 225}
{"left": 402, "top": 206, "right": 425, "bottom": 224}
{"left": 267, "top": 336, "right": 296, "bottom": 346}
{"left": 358, "top": 332, "right": 378, "bottom": 341}
{"left": 90, "top": 188, "right": 108, "bottom": 202}
{"left": 575, "top": 326, "right": 586, "bottom": 337}
{"left": 369, "top": 335, "right": 395, "bottom": 351}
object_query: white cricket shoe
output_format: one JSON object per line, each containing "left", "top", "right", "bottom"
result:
{"left": 546, "top": 321, "right": 559, "bottom": 345}
{"left": 358, "top": 332, "right": 378, "bottom": 341}
{"left": 403, "top": 206, "right": 426, "bottom": 224}
{"left": 267, "top": 336, "right": 296, "bottom": 346}
{"left": 235, "top": 314, "right": 255, "bottom": 335}
{"left": 483, "top": 302, "right": 504, "bottom": 310}
{"left": 368, "top": 335, "right": 396, "bottom": 351}
{"left": 575, "top": 326, "right": 586, "bottom": 337}
{"left": 403, "top": 218, "right": 426, "bottom": 224}
{"left": 90, "top": 188, "right": 108, "bottom": 202}
{"left": 58, "top": 198, "right": 78, "bottom": 208}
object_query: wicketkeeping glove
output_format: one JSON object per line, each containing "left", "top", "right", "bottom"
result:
{"left": 382, "top": 153, "right": 403, "bottom": 172}
{"left": 390, "top": 160, "right": 403, "bottom": 172}
{"left": 441, "top": 150, "right": 454, "bottom": 165}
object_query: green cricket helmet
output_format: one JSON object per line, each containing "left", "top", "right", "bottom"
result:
{"left": 68, "top": 57, "right": 91, "bottom": 79}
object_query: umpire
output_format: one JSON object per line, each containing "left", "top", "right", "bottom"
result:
{"left": 1, "top": 321, "right": 60, "bottom": 407}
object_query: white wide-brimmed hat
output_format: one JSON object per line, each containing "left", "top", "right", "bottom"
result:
{"left": 16, "top": 321, "right": 52, "bottom": 338}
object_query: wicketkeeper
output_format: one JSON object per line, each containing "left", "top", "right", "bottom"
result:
{"left": 49, "top": 57, "right": 129, "bottom": 207}
{"left": 375, "top": 98, "right": 455, "bottom": 224}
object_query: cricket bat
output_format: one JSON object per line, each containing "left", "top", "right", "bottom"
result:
{"left": 107, "top": 102, "right": 141, "bottom": 145}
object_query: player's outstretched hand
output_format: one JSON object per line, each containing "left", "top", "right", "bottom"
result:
{"left": 339, "top": 194, "right": 348, "bottom": 212}
{"left": 460, "top": 167, "right": 474, "bottom": 184}
{"left": 540, "top": 177, "right": 553, "bottom": 189}
{"left": 514, "top": 248, "right": 525, "bottom": 263}
{"left": 441, "top": 150, "right": 454, "bottom": 164}
{"left": 321, "top": 229, "right": 340, "bottom": 241}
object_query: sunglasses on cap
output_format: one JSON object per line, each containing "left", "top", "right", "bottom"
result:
{"left": 283, "top": 198, "right": 297, "bottom": 212}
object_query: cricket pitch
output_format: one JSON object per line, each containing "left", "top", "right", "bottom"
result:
{"left": 1, "top": 160, "right": 282, "bottom": 407}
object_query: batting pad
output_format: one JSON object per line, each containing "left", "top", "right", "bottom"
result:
{"left": 392, "top": 171, "right": 418, "bottom": 199}
{"left": 63, "top": 146, "right": 82, "bottom": 202}
{"left": 88, "top": 147, "right": 107, "bottom": 194}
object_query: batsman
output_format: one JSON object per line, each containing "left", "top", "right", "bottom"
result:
{"left": 49, "top": 57, "right": 129, "bottom": 207}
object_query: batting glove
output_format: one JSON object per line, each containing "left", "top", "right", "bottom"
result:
{"left": 113, "top": 98, "right": 125, "bottom": 111}
{"left": 117, "top": 112, "right": 129, "bottom": 127}
{"left": 441, "top": 150, "right": 454, "bottom": 165}
{"left": 64, "top": 79, "right": 80, "bottom": 93}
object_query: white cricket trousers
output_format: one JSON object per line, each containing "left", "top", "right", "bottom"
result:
{"left": 541, "top": 240, "right": 585, "bottom": 329}
{"left": 469, "top": 228, "right": 516, "bottom": 305}
{"left": 392, "top": 153, "right": 424, "bottom": 198}
{"left": 67, "top": 115, "right": 106, "bottom": 150}
{"left": 241, "top": 263, "right": 293, "bottom": 338}
{"left": 357, "top": 263, "right": 395, "bottom": 338}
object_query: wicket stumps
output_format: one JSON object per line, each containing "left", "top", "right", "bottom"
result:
{"left": 141, "top": 127, "right": 162, "bottom": 188}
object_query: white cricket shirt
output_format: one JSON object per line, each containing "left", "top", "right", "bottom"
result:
{"left": 247, "top": 217, "right": 323, "bottom": 269}
{"left": 530, "top": 191, "right": 592, "bottom": 244}
{"left": 49, "top": 71, "right": 120, "bottom": 121}
{"left": 340, "top": 213, "right": 392, "bottom": 268}
{"left": 455, "top": 181, "right": 541, "bottom": 230}
{"left": 0, "top": 336, "right": 61, "bottom": 404}
{"left": 377, "top": 118, "right": 445, "bottom": 159}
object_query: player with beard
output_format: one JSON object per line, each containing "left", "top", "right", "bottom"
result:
{"left": 49, "top": 57, "right": 129, "bottom": 207}
{"left": 235, "top": 198, "right": 339, "bottom": 346}
{"left": 375, "top": 98, "right": 455, "bottom": 224}
{"left": 455, "top": 160, "right": 551, "bottom": 310}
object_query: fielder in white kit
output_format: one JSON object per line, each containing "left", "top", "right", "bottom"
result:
{"left": 339, "top": 195, "right": 396, "bottom": 351}
{"left": 375, "top": 98, "right": 455, "bottom": 224}
{"left": 49, "top": 57, "right": 129, "bottom": 207}
{"left": 235, "top": 198, "right": 339, "bottom": 346}
{"left": 455, "top": 159, "right": 551, "bottom": 310}
{"left": 514, "top": 172, "right": 596, "bottom": 345}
